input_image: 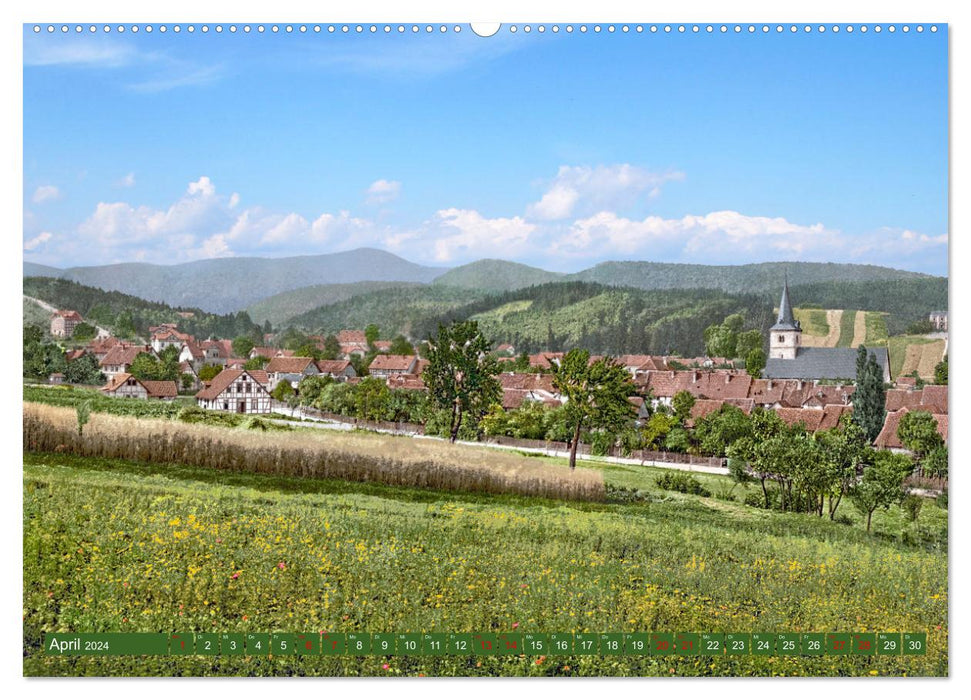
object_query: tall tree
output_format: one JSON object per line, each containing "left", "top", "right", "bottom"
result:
{"left": 852, "top": 346, "right": 887, "bottom": 442}
{"left": 671, "top": 390, "right": 696, "bottom": 424}
{"left": 934, "top": 357, "right": 948, "bottom": 385}
{"left": 549, "top": 349, "right": 637, "bottom": 470}
{"left": 745, "top": 348, "right": 766, "bottom": 378}
{"left": 897, "top": 410, "right": 944, "bottom": 474}
{"left": 232, "top": 336, "right": 255, "bottom": 358}
{"left": 365, "top": 324, "right": 380, "bottom": 346}
{"left": 421, "top": 321, "right": 501, "bottom": 443}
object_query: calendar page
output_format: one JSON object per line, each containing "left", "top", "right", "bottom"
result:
{"left": 21, "top": 12, "right": 948, "bottom": 680}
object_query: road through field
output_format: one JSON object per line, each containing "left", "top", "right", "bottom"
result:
{"left": 799, "top": 309, "right": 842, "bottom": 347}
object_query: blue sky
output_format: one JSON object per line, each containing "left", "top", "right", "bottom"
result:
{"left": 23, "top": 24, "right": 948, "bottom": 274}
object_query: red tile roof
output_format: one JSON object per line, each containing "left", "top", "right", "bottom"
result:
{"left": 140, "top": 380, "right": 178, "bottom": 398}
{"left": 337, "top": 330, "right": 367, "bottom": 344}
{"left": 99, "top": 344, "right": 153, "bottom": 367}
{"left": 386, "top": 373, "right": 426, "bottom": 391}
{"left": 53, "top": 309, "right": 82, "bottom": 320}
{"left": 874, "top": 408, "right": 948, "bottom": 449}
{"left": 315, "top": 359, "right": 352, "bottom": 375}
{"left": 369, "top": 354, "right": 417, "bottom": 372}
{"left": 498, "top": 372, "right": 557, "bottom": 394}
{"left": 195, "top": 369, "right": 269, "bottom": 400}
{"left": 265, "top": 356, "right": 316, "bottom": 374}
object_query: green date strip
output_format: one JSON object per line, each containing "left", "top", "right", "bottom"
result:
{"left": 42, "top": 632, "right": 926, "bottom": 657}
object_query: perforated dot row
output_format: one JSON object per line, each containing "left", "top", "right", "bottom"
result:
{"left": 31, "top": 23, "right": 939, "bottom": 35}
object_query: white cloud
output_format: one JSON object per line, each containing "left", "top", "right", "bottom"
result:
{"left": 116, "top": 172, "right": 136, "bottom": 188}
{"left": 24, "top": 39, "right": 135, "bottom": 68}
{"left": 527, "top": 164, "right": 684, "bottom": 220}
{"left": 23, "top": 231, "right": 52, "bottom": 251}
{"left": 554, "top": 210, "right": 841, "bottom": 262}
{"left": 366, "top": 179, "right": 402, "bottom": 205}
{"left": 186, "top": 176, "right": 216, "bottom": 197}
{"left": 228, "top": 193, "right": 240, "bottom": 209}
{"left": 32, "top": 185, "right": 60, "bottom": 204}
{"left": 425, "top": 209, "right": 537, "bottom": 263}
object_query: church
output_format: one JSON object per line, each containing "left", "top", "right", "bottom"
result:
{"left": 762, "top": 280, "right": 891, "bottom": 382}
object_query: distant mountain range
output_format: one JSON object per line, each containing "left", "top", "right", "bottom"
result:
{"left": 23, "top": 248, "right": 446, "bottom": 314}
{"left": 25, "top": 249, "right": 938, "bottom": 318}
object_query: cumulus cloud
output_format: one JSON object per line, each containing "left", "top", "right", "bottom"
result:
{"left": 23, "top": 231, "right": 53, "bottom": 251}
{"left": 32, "top": 185, "right": 60, "bottom": 204}
{"left": 366, "top": 179, "right": 402, "bottom": 205}
{"left": 424, "top": 209, "right": 537, "bottom": 263}
{"left": 527, "top": 164, "right": 684, "bottom": 220}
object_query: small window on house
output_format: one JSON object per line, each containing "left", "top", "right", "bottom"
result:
{"left": 223, "top": 402, "right": 229, "bottom": 410}
{"left": 778, "top": 335, "right": 785, "bottom": 343}
{"left": 246, "top": 383, "right": 251, "bottom": 393}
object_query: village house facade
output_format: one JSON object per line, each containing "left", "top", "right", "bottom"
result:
{"left": 195, "top": 369, "right": 271, "bottom": 413}
{"left": 265, "top": 356, "right": 320, "bottom": 391}
{"left": 368, "top": 354, "right": 418, "bottom": 379}
{"left": 50, "top": 309, "right": 83, "bottom": 338}
{"left": 315, "top": 359, "right": 357, "bottom": 381}
{"left": 99, "top": 344, "right": 156, "bottom": 382}
{"left": 101, "top": 373, "right": 178, "bottom": 400}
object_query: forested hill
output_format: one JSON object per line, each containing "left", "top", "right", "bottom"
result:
{"left": 23, "top": 277, "right": 263, "bottom": 340}
{"left": 568, "top": 260, "right": 934, "bottom": 293}
{"left": 784, "top": 278, "right": 948, "bottom": 336}
{"left": 288, "top": 281, "right": 772, "bottom": 357}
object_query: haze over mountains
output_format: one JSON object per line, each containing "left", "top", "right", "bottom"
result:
{"left": 24, "top": 248, "right": 938, "bottom": 318}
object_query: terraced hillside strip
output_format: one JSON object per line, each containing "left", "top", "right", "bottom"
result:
{"left": 851, "top": 309, "right": 868, "bottom": 347}
{"left": 864, "top": 312, "right": 890, "bottom": 346}
{"left": 836, "top": 309, "right": 858, "bottom": 347}
{"left": 888, "top": 335, "right": 939, "bottom": 379}
{"left": 795, "top": 309, "right": 841, "bottom": 347}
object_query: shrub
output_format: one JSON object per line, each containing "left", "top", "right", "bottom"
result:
{"left": 902, "top": 495, "right": 924, "bottom": 523}
{"left": 655, "top": 471, "right": 711, "bottom": 497}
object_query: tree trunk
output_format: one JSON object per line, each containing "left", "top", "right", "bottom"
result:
{"left": 760, "top": 477, "right": 768, "bottom": 508}
{"left": 449, "top": 400, "right": 461, "bottom": 443}
{"left": 866, "top": 510, "right": 874, "bottom": 532}
{"left": 829, "top": 491, "right": 843, "bottom": 520}
{"left": 569, "top": 422, "right": 582, "bottom": 471}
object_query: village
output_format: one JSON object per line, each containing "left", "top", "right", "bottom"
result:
{"left": 37, "top": 281, "right": 948, "bottom": 457}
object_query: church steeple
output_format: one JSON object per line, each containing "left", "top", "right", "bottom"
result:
{"left": 771, "top": 273, "right": 800, "bottom": 331}
{"left": 769, "top": 274, "right": 802, "bottom": 360}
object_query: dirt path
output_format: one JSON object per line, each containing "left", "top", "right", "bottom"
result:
{"left": 800, "top": 309, "right": 842, "bottom": 347}
{"left": 851, "top": 310, "right": 867, "bottom": 347}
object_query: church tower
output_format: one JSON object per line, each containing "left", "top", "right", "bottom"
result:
{"left": 769, "top": 277, "right": 801, "bottom": 360}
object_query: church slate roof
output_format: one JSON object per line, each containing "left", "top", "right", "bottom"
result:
{"left": 764, "top": 347, "right": 889, "bottom": 381}
{"left": 770, "top": 281, "right": 801, "bottom": 332}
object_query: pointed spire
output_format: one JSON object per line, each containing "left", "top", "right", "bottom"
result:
{"left": 770, "top": 273, "right": 800, "bottom": 331}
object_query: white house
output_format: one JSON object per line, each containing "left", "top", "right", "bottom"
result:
{"left": 195, "top": 369, "right": 271, "bottom": 414}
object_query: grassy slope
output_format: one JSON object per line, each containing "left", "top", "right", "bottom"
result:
{"left": 792, "top": 308, "right": 829, "bottom": 338}
{"left": 24, "top": 451, "right": 946, "bottom": 677}
{"left": 864, "top": 312, "right": 890, "bottom": 346}
{"left": 23, "top": 296, "right": 52, "bottom": 333}
{"left": 836, "top": 310, "right": 857, "bottom": 347}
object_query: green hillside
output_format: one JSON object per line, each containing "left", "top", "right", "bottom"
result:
{"left": 785, "top": 278, "right": 947, "bottom": 336}
{"left": 569, "top": 260, "right": 933, "bottom": 294}
{"left": 432, "top": 259, "right": 563, "bottom": 292}
{"left": 286, "top": 285, "right": 487, "bottom": 337}
{"left": 23, "top": 277, "right": 262, "bottom": 341}
{"left": 24, "top": 450, "right": 947, "bottom": 676}
{"left": 246, "top": 281, "right": 426, "bottom": 327}
{"left": 403, "top": 282, "right": 772, "bottom": 356}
